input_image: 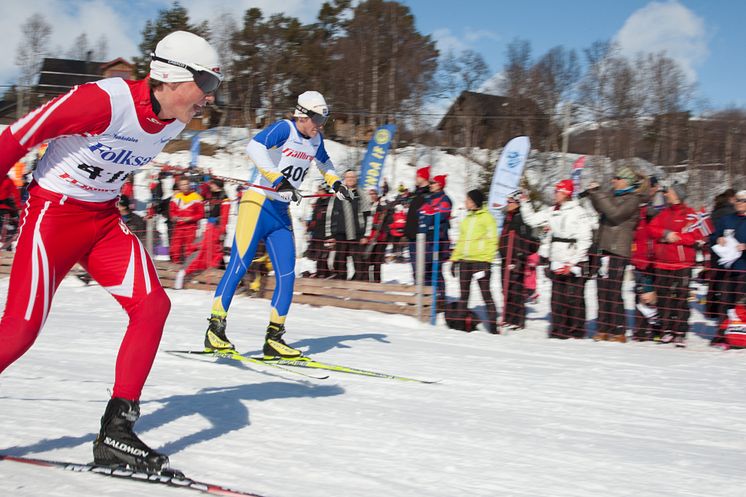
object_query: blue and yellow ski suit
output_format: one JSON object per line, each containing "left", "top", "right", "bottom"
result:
{"left": 210, "top": 119, "right": 341, "bottom": 325}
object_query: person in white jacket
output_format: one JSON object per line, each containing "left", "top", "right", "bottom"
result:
{"left": 521, "top": 179, "right": 593, "bottom": 338}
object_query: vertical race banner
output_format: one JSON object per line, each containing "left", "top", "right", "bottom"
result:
{"left": 358, "top": 125, "right": 397, "bottom": 193}
{"left": 487, "top": 136, "right": 531, "bottom": 214}
{"left": 189, "top": 132, "right": 201, "bottom": 168}
{"left": 570, "top": 155, "right": 586, "bottom": 198}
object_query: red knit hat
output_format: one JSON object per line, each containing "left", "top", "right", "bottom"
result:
{"left": 416, "top": 166, "right": 431, "bottom": 181}
{"left": 555, "top": 179, "right": 574, "bottom": 196}
{"left": 432, "top": 174, "right": 447, "bottom": 188}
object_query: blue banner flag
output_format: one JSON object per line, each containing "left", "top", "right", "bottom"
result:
{"left": 487, "top": 136, "right": 530, "bottom": 214}
{"left": 358, "top": 125, "right": 396, "bottom": 193}
{"left": 189, "top": 132, "right": 201, "bottom": 168}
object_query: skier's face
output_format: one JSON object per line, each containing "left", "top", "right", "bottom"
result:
{"left": 157, "top": 81, "right": 215, "bottom": 124}
{"left": 296, "top": 116, "right": 322, "bottom": 137}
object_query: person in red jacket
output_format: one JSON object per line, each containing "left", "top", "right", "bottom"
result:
{"left": 169, "top": 176, "right": 204, "bottom": 263}
{"left": 0, "top": 30, "right": 222, "bottom": 471}
{"left": 647, "top": 183, "right": 704, "bottom": 347}
{"left": 175, "top": 178, "right": 231, "bottom": 288}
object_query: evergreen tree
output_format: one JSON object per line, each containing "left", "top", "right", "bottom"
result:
{"left": 134, "top": 2, "right": 210, "bottom": 78}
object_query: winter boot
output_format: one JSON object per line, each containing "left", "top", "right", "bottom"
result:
{"left": 204, "top": 315, "right": 234, "bottom": 351}
{"left": 263, "top": 323, "right": 302, "bottom": 359}
{"left": 93, "top": 398, "right": 169, "bottom": 472}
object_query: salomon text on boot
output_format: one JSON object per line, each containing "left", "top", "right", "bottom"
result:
{"left": 263, "top": 322, "right": 302, "bottom": 359}
{"left": 204, "top": 314, "right": 234, "bottom": 351}
{"left": 93, "top": 397, "right": 169, "bottom": 472}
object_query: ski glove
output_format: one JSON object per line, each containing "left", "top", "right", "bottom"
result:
{"left": 332, "top": 181, "right": 352, "bottom": 201}
{"left": 276, "top": 177, "right": 300, "bottom": 203}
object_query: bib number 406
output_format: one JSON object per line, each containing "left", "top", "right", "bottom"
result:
{"left": 281, "top": 165, "right": 308, "bottom": 183}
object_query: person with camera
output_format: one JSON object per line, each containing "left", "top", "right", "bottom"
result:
{"left": 585, "top": 166, "right": 641, "bottom": 342}
{"left": 521, "top": 180, "right": 593, "bottom": 339}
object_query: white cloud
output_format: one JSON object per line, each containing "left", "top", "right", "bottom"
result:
{"left": 432, "top": 28, "right": 468, "bottom": 55}
{"left": 463, "top": 28, "right": 500, "bottom": 44}
{"left": 614, "top": 0, "right": 709, "bottom": 81}
{"left": 432, "top": 26, "right": 500, "bottom": 56}
{"left": 0, "top": 0, "right": 326, "bottom": 89}
{"left": 0, "top": 0, "right": 142, "bottom": 87}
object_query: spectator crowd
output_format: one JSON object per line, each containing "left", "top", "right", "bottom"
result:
{"left": 2, "top": 156, "right": 744, "bottom": 350}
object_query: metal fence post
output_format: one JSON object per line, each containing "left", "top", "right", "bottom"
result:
{"left": 430, "top": 212, "right": 441, "bottom": 325}
{"left": 415, "top": 233, "right": 426, "bottom": 322}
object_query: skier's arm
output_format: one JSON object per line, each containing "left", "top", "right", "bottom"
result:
{"left": 314, "top": 139, "right": 342, "bottom": 188}
{"left": 0, "top": 83, "right": 111, "bottom": 177}
{"left": 246, "top": 121, "right": 292, "bottom": 186}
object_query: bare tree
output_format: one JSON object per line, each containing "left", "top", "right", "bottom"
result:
{"left": 639, "top": 52, "right": 695, "bottom": 165}
{"left": 209, "top": 12, "right": 238, "bottom": 106}
{"left": 94, "top": 34, "right": 109, "bottom": 61}
{"left": 66, "top": 33, "right": 90, "bottom": 60}
{"left": 577, "top": 40, "right": 617, "bottom": 156}
{"left": 15, "top": 13, "right": 52, "bottom": 116}
{"left": 499, "top": 38, "right": 532, "bottom": 99}
{"left": 640, "top": 52, "right": 694, "bottom": 116}
{"left": 529, "top": 45, "right": 580, "bottom": 150}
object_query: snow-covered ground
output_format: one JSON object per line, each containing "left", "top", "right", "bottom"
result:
{"left": 1, "top": 265, "right": 745, "bottom": 497}
{"left": 2, "top": 125, "right": 745, "bottom": 496}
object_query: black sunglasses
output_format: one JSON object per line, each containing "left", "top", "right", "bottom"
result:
{"left": 296, "top": 104, "right": 329, "bottom": 126}
{"left": 150, "top": 53, "right": 222, "bottom": 94}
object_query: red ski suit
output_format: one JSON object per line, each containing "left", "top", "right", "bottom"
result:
{"left": 0, "top": 77, "right": 184, "bottom": 400}
{"left": 169, "top": 190, "right": 204, "bottom": 263}
{"left": 184, "top": 197, "right": 230, "bottom": 275}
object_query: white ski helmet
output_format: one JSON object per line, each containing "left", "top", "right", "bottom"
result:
{"left": 294, "top": 91, "right": 329, "bottom": 124}
{"left": 149, "top": 31, "right": 222, "bottom": 90}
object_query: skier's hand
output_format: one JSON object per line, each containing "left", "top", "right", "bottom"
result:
{"left": 332, "top": 181, "right": 352, "bottom": 201}
{"left": 276, "top": 177, "right": 300, "bottom": 203}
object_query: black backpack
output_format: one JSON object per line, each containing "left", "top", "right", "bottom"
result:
{"left": 444, "top": 302, "right": 480, "bottom": 332}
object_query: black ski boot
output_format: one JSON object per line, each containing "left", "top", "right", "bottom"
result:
{"left": 204, "top": 315, "right": 234, "bottom": 351}
{"left": 93, "top": 398, "right": 169, "bottom": 472}
{"left": 263, "top": 323, "right": 302, "bottom": 359}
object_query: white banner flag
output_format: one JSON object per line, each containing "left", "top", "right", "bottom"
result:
{"left": 487, "top": 136, "right": 530, "bottom": 214}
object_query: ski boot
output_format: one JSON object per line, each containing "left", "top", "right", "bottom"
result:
{"left": 263, "top": 323, "right": 302, "bottom": 359}
{"left": 93, "top": 397, "right": 169, "bottom": 472}
{"left": 204, "top": 315, "right": 234, "bottom": 351}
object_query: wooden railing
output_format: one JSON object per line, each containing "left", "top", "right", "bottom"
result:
{"left": 0, "top": 254, "right": 431, "bottom": 321}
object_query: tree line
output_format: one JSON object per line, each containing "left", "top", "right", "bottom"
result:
{"left": 9, "top": 0, "right": 746, "bottom": 177}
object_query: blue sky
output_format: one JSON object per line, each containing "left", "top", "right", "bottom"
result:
{"left": 1, "top": 0, "right": 743, "bottom": 109}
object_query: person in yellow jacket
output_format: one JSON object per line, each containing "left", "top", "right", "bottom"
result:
{"left": 449, "top": 189, "right": 498, "bottom": 333}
